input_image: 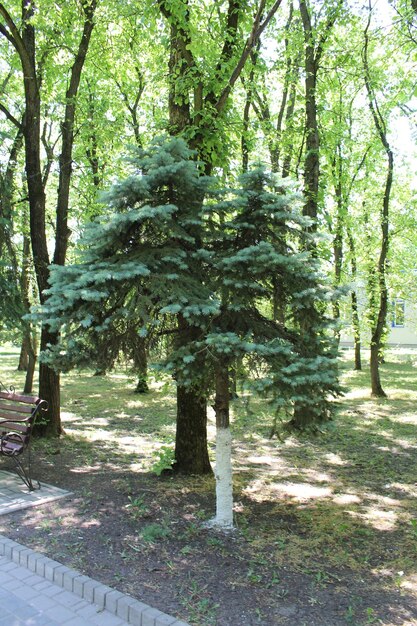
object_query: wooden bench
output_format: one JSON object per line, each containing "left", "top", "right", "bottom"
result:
{"left": 0, "top": 383, "right": 48, "bottom": 491}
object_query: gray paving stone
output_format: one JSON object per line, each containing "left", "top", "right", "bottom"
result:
{"left": 0, "top": 615, "right": 22, "bottom": 626}
{"left": 63, "top": 568, "right": 83, "bottom": 592}
{"left": 105, "top": 589, "right": 125, "bottom": 613}
{"left": 72, "top": 574, "right": 90, "bottom": 597}
{"left": 61, "top": 617, "right": 97, "bottom": 626}
{"left": 42, "top": 581, "right": 72, "bottom": 598}
{"left": 127, "top": 599, "right": 152, "bottom": 625}
{"left": 83, "top": 578, "right": 102, "bottom": 603}
{"left": 44, "top": 558, "right": 64, "bottom": 581}
{"left": 45, "top": 604, "right": 84, "bottom": 622}
{"left": 52, "top": 564, "right": 70, "bottom": 586}
{"left": 118, "top": 596, "right": 141, "bottom": 621}
{"left": 9, "top": 584, "right": 39, "bottom": 601}
{"left": 93, "top": 582, "right": 114, "bottom": 608}
{"left": 89, "top": 609, "right": 126, "bottom": 626}
{"left": 36, "top": 555, "right": 53, "bottom": 576}
{"left": 0, "top": 571, "right": 12, "bottom": 584}
{"left": 155, "top": 615, "right": 179, "bottom": 625}
{"left": 1, "top": 579, "right": 21, "bottom": 592}
{"left": 76, "top": 603, "right": 105, "bottom": 619}
{"left": 54, "top": 589, "right": 84, "bottom": 607}
{"left": 23, "top": 572, "right": 45, "bottom": 586}
{"left": 5, "top": 600, "right": 39, "bottom": 621}
{"left": 0, "top": 560, "right": 19, "bottom": 572}
{"left": 29, "top": 592, "right": 62, "bottom": 611}
{"left": 142, "top": 607, "right": 167, "bottom": 626}
{"left": 13, "top": 547, "right": 33, "bottom": 567}
{"left": 10, "top": 564, "right": 34, "bottom": 580}
{"left": 32, "top": 579, "right": 53, "bottom": 591}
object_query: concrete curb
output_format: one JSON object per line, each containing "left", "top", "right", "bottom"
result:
{"left": 0, "top": 534, "right": 190, "bottom": 626}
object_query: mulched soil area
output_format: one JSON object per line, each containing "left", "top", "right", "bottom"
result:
{"left": 0, "top": 443, "right": 415, "bottom": 626}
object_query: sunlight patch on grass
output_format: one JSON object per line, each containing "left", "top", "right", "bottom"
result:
{"left": 345, "top": 490, "right": 404, "bottom": 531}
{"left": 244, "top": 454, "right": 278, "bottom": 466}
{"left": 343, "top": 388, "right": 372, "bottom": 400}
{"left": 387, "top": 391, "right": 417, "bottom": 400}
{"left": 332, "top": 493, "right": 361, "bottom": 505}
{"left": 395, "top": 412, "right": 417, "bottom": 424}
{"left": 365, "top": 492, "right": 403, "bottom": 508}
{"left": 399, "top": 572, "right": 417, "bottom": 593}
{"left": 323, "top": 452, "right": 348, "bottom": 466}
{"left": 61, "top": 411, "right": 82, "bottom": 422}
{"left": 126, "top": 399, "right": 146, "bottom": 408}
{"left": 386, "top": 482, "right": 417, "bottom": 497}
{"left": 373, "top": 433, "right": 417, "bottom": 451}
{"left": 299, "top": 468, "right": 333, "bottom": 483}
{"left": 244, "top": 480, "right": 333, "bottom": 502}
{"left": 117, "top": 435, "right": 152, "bottom": 452}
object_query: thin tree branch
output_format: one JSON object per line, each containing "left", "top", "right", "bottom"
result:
{"left": 0, "top": 4, "right": 32, "bottom": 77}
{"left": 0, "top": 103, "right": 22, "bottom": 129}
{"left": 215, "top": 0, "right": 283, "bottom": 113}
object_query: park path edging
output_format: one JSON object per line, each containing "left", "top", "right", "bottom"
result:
{"left": 0, "top": 534, "right": 190, "bottom": 626}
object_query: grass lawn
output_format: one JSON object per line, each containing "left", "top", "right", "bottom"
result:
{"left": 0, "top": 346, "right": 416, "bottom": 625}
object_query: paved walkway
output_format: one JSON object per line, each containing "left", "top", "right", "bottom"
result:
{"left": 0, "top": 473, "right": 189, "bottom": 626}
{"left": 0, "top": 536, "right": 189, "bottom": 625}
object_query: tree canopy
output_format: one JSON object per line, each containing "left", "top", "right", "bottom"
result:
{"left": 1, "top": 0, "right": 417, "bottom": 443}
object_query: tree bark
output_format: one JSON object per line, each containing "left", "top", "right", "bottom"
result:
{"left": 20, "top": 233, "right": 37, "bottom": 393}
{"left": 211, "top": 362, "right": 233, "bottom": 528}
{"left": 363, "top": 9, "right": 392, "bottom": 397}
{"left": 23, "top": 334, "right": 37, "bottom": 395}
{"left": 347, "top": 228, "right": 362, "bottom": 370}
{"left": 331, "top": 145, "right": 344, "bottom": 345}
{"left": 174, "top": 385, "right": 212, "bottom": 474}
{"left": 174, "top": 316, "right": 212, "bottom": 475}
{"left": 299, "top": 0, "right": 319, "bottom": 223}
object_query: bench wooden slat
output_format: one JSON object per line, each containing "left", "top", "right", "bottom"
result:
{"left": 0, "top": 409, "right": 32, "bottom": 424}
{"left": 0, "top": 412, "right": 31, "bottom": 423}
{"left": 0, "top": 422, "right": 30, "bottom": 433}
{"left": 0, "top": 412, "right": 30, "bottom": 421}
{"left": 0, "top": 403, "right": 33, "bottom": 415}
{"left": 0, "top": 391, "right": 40, "bottom": 403}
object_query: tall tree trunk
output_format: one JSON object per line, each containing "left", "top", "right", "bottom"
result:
{"left": 363, "top": 9, "right": 393, "bottom": 398}
{"left": 163, "top": 14, "right": 211, "bottom": 474}
{"left": 18, "top": 2, "right": 61, "bottom": 430}
{"left": 17, "top": 339, "right": 29, "bottom": 372}
{"left": 174, "top": 316, "right": 212, "bottom": 474}
{"left": 281, "top": 74, "right": 298, "bottom": 178}
{"left": 23, "top": 332, "right": 37, "bottom": 395}
{"left": 241, "top": 77, "right": 253, "bottom": 172}
{"left": 347, "top": 228, "right": 362, "bottom": 370}
{"left": 133, "top": 337, "right": 149, "bottom": 394}
{"left": 211, "top": 362, "right": 233, "bottom": 528}
{"left": 299, "top": 0, "right": 319, "bottom": 224}
{"left": 331, "top": 144, "right": 344, "bottom": 346}
{"left": 174, "top": 385, "right": 211, "bottom": 474}
{"left": 20, "top": 233, "right": 37, "bottom": 393}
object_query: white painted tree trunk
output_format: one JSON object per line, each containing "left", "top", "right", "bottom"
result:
{"left": 213, "top": 425, "right": 234, "bottom": 528}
